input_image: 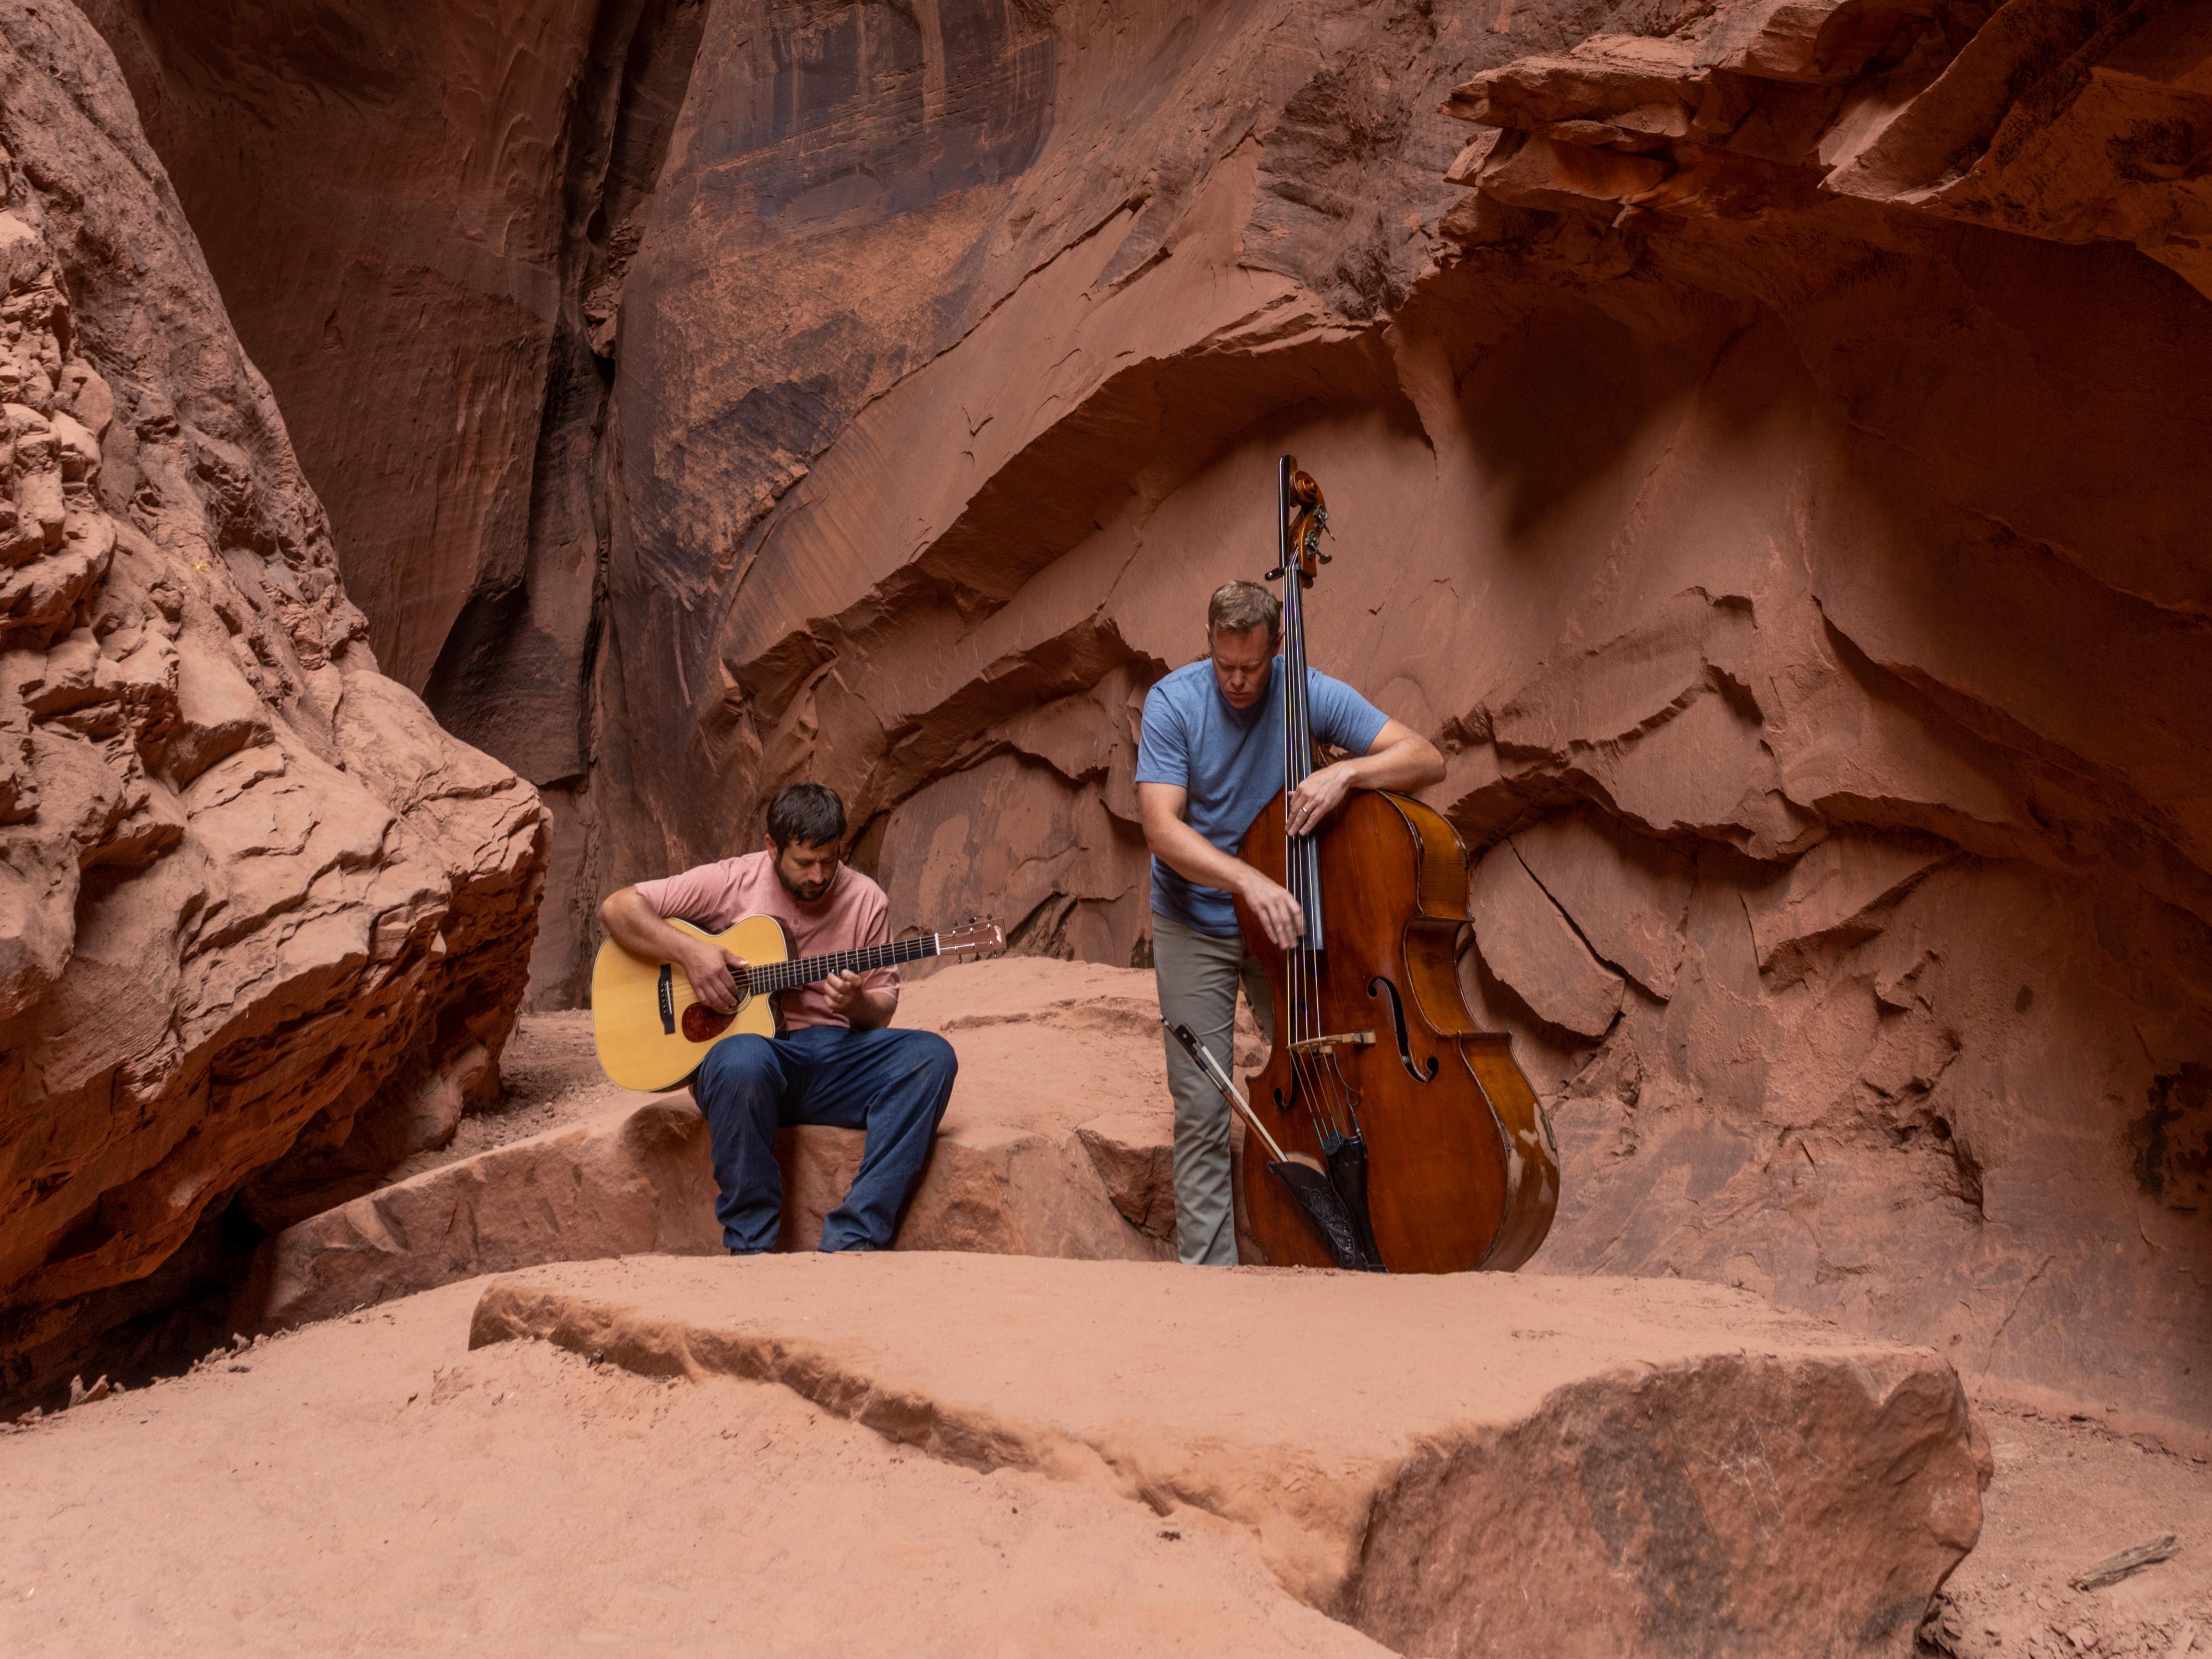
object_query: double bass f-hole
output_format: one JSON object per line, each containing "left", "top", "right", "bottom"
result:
{"left": 1367, "top": 975, "right": 1439, "bottom": 1083}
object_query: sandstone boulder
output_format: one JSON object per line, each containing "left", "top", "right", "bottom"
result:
{"left": 775, "top": 1116, "right": 1166, "bottom": 1261}
{"left": 0, "top": 1, "right": 544, "bottom": 1408}
{"left": 782, "top": 959, "right": 1183, "bottom": 1255}
{"left": 0, "top": 1277, "right": 1400, "bottom": 1655}
{"left": 474, "top": 1252, "right": 1990, "bottom": 1655}
{"left": 239, "top": 1088, "right": 1172, "bottom": 1333}
{"left": 236, "top": 1096, "right": 717, "bottom": 1332}
{"left": 238, "top": 959, "right": 1175, "bottom": 1328}
{"left": 1074, "top": 1110, "right": 1179, "bottom": 1241}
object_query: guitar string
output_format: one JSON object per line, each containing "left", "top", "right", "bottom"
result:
{"left": 676, "top": 934, "right": 961, "bottom": 1015}
{"left": 749, "top": 935, "right": 942, "bottom": 994}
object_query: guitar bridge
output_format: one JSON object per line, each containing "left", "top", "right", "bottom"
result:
{"left": 657, "top": 964, "right": 675, "bottom": 1035}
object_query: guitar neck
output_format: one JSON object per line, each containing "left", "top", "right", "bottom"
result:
{"left": 751, "top": 933, "right": 941, "bottom": 994}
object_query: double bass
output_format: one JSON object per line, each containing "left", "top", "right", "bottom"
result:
{"left": 1178, "top": 457, "right": 1557, "bottom": 1273}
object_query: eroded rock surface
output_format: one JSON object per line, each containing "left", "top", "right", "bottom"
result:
{"left": 599, "top": 0, "right": 2212, "bottom": 1440}
{"left": 474, "top": 1252, "right": 1989, "bottom": 1655}
{"left": 0, "top": 1, "right": 545, "bottom": 1407}
{"left": 77, "top": 0, "right": 2212, "bottom": 1436}
{"left": 236, "top": 1097, "right": 717, "bottom": 1332}
{"left": 239, "top": 959, "right": 1174, "bottom": 1329}
{"left": 76, "top": 0, "right": 712, "bottom": 1001}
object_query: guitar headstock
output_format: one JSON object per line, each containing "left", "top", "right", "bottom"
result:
{"left": 941, "top": 917, "right": 1005, "bottom": 959}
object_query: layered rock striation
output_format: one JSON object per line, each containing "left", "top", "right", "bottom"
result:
{"left": 1422, "top": 0, "right": 2212, "bottom": 1439}
{"left": 0, "top": 1, "right": 546, "bottom": 1407}
{"left": 77, "top": 0, "right": 713, "bottom": 1001}
{"left": 74, "top": 0, "right": 2212, "bottom": 1435}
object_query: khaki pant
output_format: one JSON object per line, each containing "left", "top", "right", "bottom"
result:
{"left": 1151, "top": 914, "right": 1275, "bottom": 1266}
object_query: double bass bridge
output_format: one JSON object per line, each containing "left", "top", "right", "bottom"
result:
{"left": 1287, "top": 1030, "right": 1375, "bottom": 1054}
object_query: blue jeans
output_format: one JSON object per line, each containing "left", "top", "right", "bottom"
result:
{"left": 691, "top": 1024, "right": 957, "bottom": 1253}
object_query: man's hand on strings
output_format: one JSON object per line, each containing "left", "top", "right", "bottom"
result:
{"left": 680, "top": 941, "right": 747, "bottom": 1013}
{"left": 1239, "top": 873, "right": 1306, "bottom": 951}
{"left": 823, "top": 969, "right": 896, "bottom": 1030}
{"left": 821, "top": 969, "right": 866, "bottom": 1018}
{"left": 1286, "top": 761, "right": 1355, "bottom": 837}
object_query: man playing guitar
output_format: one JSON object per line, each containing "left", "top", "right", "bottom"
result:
{"left": 597, "top": 783, "right": 957, "bottom": 1254}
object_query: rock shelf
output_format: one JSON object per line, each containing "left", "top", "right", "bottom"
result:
{"left": 472, "top": 1252, "right": 1989, "bottom": 1656}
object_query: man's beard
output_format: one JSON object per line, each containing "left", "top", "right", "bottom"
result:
{"left": 778, "top": 865, "right": 833, "bottom": 903}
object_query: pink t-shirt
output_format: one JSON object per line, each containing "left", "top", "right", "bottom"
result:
{"left": 632, "top": 852, "right": 897, "bottom": 1031}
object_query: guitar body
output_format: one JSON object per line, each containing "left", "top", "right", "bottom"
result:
{"left": 591, "top": 915, "right": 792, "bottom": 1092}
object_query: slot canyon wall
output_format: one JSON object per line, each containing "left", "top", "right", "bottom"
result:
{"left": 0, "top": 0, "right": 546, "bottom": 1406}
{"left": 71, "top": 0, "right": 2212, "bottom": 1434}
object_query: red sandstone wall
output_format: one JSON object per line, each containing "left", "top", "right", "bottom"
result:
{"left": 76, "top": 0, "right": 712, "bottom": 1005}
{"left": 0, "top": 0, "right": 546, "bottom": 1405}
{"left": 72, "top": 0, "right": 2212, "bottom": 1433}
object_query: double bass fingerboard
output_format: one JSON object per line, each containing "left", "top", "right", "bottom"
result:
{"left": 1277, "top": 455, "right": 1327, "bottom": 952}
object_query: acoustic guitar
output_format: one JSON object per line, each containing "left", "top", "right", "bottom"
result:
{"left": 591, "top": 914, "right": 1005, "bottom": 1092}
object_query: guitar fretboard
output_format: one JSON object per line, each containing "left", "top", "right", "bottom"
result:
{"left": 750, "top": 935, "right": 941, "bottom": 994}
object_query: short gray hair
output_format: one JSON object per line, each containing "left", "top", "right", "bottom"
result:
{"left": 1207, "top": 580, "right": 1280, "bottom": 639}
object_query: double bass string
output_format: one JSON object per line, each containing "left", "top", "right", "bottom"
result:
{"left": 1275, "top": 466, "right": 1305, "bottom": 1136}
{"left": 1294, "top": 571, "right": 1341, "bottom": 1140}
{"left": 1279, "top": 481, "right": 1352, "bottom": 1147}
{"left": 1301, "top": 534, "right": 1357, "bottom": 1144}
{"left": 1279, "top": 477, "right": 1323, "bottom": 1144}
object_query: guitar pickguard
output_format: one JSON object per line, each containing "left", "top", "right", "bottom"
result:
{"left": 680, "top": 1001, "right": 735, "bottom": 1043}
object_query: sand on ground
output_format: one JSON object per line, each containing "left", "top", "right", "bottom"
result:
{"left": 0, "top": 1277, "right": 1382, "bottom": 1658}
{"left": 1927, "top": 1406, "right": 2211, "bottom": 1657}
{"left": 2, "top": 1264, "right": 2206, "bottom": 1656}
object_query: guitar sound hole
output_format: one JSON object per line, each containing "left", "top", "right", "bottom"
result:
{"left": 681, "top": 1003, "right": 735, "bottom": 1043}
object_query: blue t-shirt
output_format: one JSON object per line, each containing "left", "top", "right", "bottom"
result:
{"left": 1135, "top": 658, "right": 1390, "bottom": 937}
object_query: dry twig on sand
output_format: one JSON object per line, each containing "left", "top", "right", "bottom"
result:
{"left": 2069, "top": 1535, "right": 2180, "bottom": 1592}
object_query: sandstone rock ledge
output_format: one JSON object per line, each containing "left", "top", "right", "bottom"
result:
{"left": 234, "top": 1082, "right": 1171, "bottom": 1333}
{"left": 472, "top": 1254, "right": 1987, "bottom": 1657}
{"left": 236, "top": 961, "right": 1183, "bottom": 1331}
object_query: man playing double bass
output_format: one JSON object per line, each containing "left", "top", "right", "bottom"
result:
{"left": 1136, "top": 580, "right": 1446, "bottom": 1266}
